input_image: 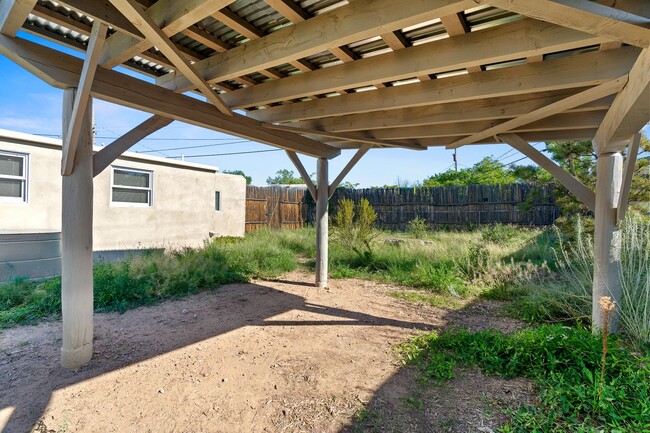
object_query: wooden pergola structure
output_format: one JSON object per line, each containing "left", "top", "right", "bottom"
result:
{"left": 0, "top": 0, "right": 648, "bottom": 369}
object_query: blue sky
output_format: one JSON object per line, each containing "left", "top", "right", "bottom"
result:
{"left": 1, "top": 33, "right": 647, "bottom": 187}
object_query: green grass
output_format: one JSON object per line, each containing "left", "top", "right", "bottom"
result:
{"left": 0, "top": 224, "right": 554, "bottom": 329}
{"left": 388, "top": 290, "right": 464, "bottom": 309}
{"left": 0, "top": 232, "right": 298, "bottom": 329}
{"left": 398, "top": 325, "right": 650, "bottom": 432}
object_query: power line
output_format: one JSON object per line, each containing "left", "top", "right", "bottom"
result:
{"left": 134, "top": 140, "right": 250, "bottom": 153}
{"left": 96, "top": 136, "right": 249, "bottom": 141}
{"left": 169, "top": 149, "right": 283, "bottom": 158}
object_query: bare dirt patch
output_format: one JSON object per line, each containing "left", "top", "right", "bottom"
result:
{"left": 0, "top": 272, "right": 531, "bottom": 433}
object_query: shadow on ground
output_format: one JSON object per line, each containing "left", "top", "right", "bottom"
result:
{"left": 0, "top": 279, "right": 438, "bottom": 433}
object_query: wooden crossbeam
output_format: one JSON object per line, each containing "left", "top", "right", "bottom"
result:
{"left": 62, "top": 21, "right": 107, "bottom": 176}
{"left": 328, "top": 145, "right": 371, "bottom": 198}
{"left": 617, "top": 133, "right": 641, "bottom": 221}
{"left": 482, "top": 0, "right": 650, "bottom": 48}
{"left": 100, "top": 0, "right": 232, "bottom": 68}
{"left": 156, "top": 0, "right": 475, "bottom": 91}
{"left": 294, "top": 91, "right": 613, "bottom": 132}
{"left": 0, "top": 36, "right": 340, "bottom": 158}
{"left": 285, "top": 150, "right": 317, "bottom": 199}
{"left": 225, "top": 18, "right": 605, "bottom": 109}
{"left": 93, "top": 115, "right": 173, "bottom": 177}
{"left": 248, "top": 46, "right": 640, "bottom": 123}
{"left": 594, "top": 48, "right": 650, "bottom": 154}
{"left": 264, "top": 0, "right": 310, "bottom": 22}
{"left": 266, "top": 124, "right": 425, "bottom": 150}
{"left": 109, "top": 0, "right": 232, "bottom": 115}
{"left": 367, "top": 111, "right": 605, "bottom": 140}
{"left": 447, "top": 76, "right": 628, "bottom": 149}
{"left": 440, "top": 13, "right": 482, "bottom": 73}
{"left": 498, "top": 133, "right": 596, "bottom": 211}
{"left": 0, "top": 0, "right": 37, "bottom": 36}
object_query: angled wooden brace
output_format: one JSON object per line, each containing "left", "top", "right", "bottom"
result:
{"left": 617, "top": 133, "right": 641, "bottom": 222}
{"left": 328, "top": 144, "right": 372, "bottom": 198}
{"left": 109, "top": 0, "right": 232, "bottom": 115}
{"left": 93, "top": 115, "right": 173, "bottom": 177}
{"left": 447, "top": 76, "right": 628, "bottom": 149}
{"left": 497, "top": 133, "right": 596, "bottom": 212}
{"left": 285, "top": 150, "right": 317, "bottom": 200}
{"left": 61, "top": 20, "right": 107, "bottom": 175}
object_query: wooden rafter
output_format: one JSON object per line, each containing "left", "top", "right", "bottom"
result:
{"left": 248, "top": 46, "right": 640, "bottom": 123}
{"left": 0, "top": 0, "right": 37, "bottom": 36}
{"left": 224, "top": 18, "right": 606, "bottom": 109}
{"left": 266, "top": 124, "right": 425, "bottom": 150}
{"left": 100, "top": 0, "right": 233, "bottom": 68}
{"left": 440, "top": 13, "right": 482, "bottom": 73}
{"left": 481, "top": 0, "right": 650, "bottom": 48}
{"left": 0, "top": 35, "right": 340, "bottom": 158}
{"left": 447, "top": 76, "right": 628, "bottom": 149}
{"left": 109, "top": 0, "right": 232, "bottom": 115}
{"left": 156, "top": 0, "right": 475, "bottom": 91}
{"left": 594, "top": 48, "right": 650, "bottom": 154}
{"left": 294, "top": 91, "right": 614, "bottom": 133}
{"left": 62, "top": 21, "right": 107, "bottom": 176}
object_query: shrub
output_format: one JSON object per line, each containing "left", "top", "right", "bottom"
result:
{"left": 481, "top": 224, "right": 522, "bottom": 245}
{"left": 330, "top": 197, "right": 379, "bottom": 262}
{"left": 406, "top": 216, "right": 428, "bottom": 238}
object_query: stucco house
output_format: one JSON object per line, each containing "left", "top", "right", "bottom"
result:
{"left": 0, "top": 129, "right": 246, "bottom": 279}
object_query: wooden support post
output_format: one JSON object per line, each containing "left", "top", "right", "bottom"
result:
{"left": 60, "top": 88, "right": 95, "bottom": 369}
{"left": 593, "top": 152, "right": 623, "bottom": 332}
{"left": 315, "top": 158, "right": 328, "bottom": 288}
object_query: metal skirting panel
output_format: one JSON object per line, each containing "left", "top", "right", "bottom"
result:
{"left": 0, "top": 231, "right": 62, "bottom": 281}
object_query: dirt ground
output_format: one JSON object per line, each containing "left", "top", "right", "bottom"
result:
{"left": 0, "top": 272, "right": 534, "bottom": 433}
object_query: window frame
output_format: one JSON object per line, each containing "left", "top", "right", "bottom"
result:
{"left": 215, "top": 190, "right": 221, "bottom": 212}
{"left": 110, "top": 166, "right": 154, "bottom": 208}
{"left": 0, "top": 150, "right": 29, "bottom": 204}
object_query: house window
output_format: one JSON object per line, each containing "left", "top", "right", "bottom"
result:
{"left": 0, "top": 151, "right": 28, "bottom": 202}
{"left": 215, "top": 191, "right": 221, "bottom": 211}
{"left": 111, "top": 167, "right": 153, "bottom": 206}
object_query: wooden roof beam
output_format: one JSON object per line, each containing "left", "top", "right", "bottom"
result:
{"left": 447, "top": 76, "right": 628, "bottom": 148}
{"left": 247, "top": 46, "right": 640, "bottom": 123}
{"left": 0, "top": 35, "right": 339, "bottom": 158}
{"left": 156, "top": 0, "right": 476, "bottom": 91}
{"left": 0, "top": 0, "right": 37, "bottom": 36}
{"left": 100, "top": 0, "right": 233, "bottom": 68}
{"left": 263, "top": 0, "right": 309, "bottom": 23}
{"left": 110, "top": 0, "right": 231, "bottom": 115}
{"left": 481, "top": 0, "right": 650, "bottom": 48}
{"left": 440, "top": 13, "right": 482, "bottom": 73}
{"left": 226, "top": 18, "right": 606, "bottom": 109}
{"left": 294, "top": 91, "right": 614, "bottom": 132}
{"left": 366, "top": 111, "right": 606, "bottom": 140}
{"left": 404, "top": 129, "right": 600, "bottom": 148}
{"left": 594, "top": 47, "right": 650, "bottom": 154}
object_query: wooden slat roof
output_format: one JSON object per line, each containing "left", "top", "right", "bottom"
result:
{"left": 1, "top": 0, "right": 648, "bottom": 157}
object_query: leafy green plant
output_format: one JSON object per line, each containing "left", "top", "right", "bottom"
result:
{"left": 481, "top": 224, "right": 522, "bottom": 245}
{"left": 330, "top": 197, "right": 379, "bottom": 263}
{"left": 406, "top": 215, "right": 428, "bottom": 238}
{"left": 398, "top": 324, "right": 650, "bottom": 432}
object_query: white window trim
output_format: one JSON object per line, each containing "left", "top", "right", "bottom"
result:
{"left": 0, "top": 150, "right": 29, "bottom": 204}
{"left": 110, "top": 166, "right": 153, "bottom": 208}
{"left": 215, "top": 190, "right": 221, "bottom": 212}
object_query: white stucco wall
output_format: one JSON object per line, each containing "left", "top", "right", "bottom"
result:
{"left": 0, "top": 130, "right": 246, "bottom": 251}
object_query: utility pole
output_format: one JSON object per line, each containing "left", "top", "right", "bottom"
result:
{"left": 453, "top": 149, "right": 458, "bottom": 171}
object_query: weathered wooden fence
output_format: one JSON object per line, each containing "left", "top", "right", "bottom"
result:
{"left": 245, "top": 186, "right": 313, "bottom": 232}
{"left": 246, "top": 184, "right": 559, "bottom": 232}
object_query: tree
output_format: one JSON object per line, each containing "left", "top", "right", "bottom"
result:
{"left": 222, "top": 169, "right": 252, "bottom": 185}
{"left": 337, "top": 181, "right": 360, "bottom": 189}
{"left": 266, "top": 169, "right": 304, "bottom": 185}
{"left": 423, "top": 156, "right": 517, "bottom": 187}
